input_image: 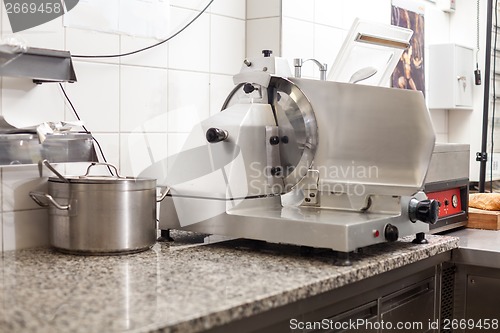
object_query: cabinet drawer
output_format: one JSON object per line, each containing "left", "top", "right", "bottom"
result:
{"left": 466, "top": 274, "right": 500, "bottom": 321}
{"left": 307, "top": 301, "right": 378, "bottom": 333}
{"left": 380, "top": 278, "right": 435, "bottom": 333}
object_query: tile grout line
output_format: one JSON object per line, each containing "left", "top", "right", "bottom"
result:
{"left": 1, "top": 1, "right": 4, "bottom": 254}
{"left": 0, "top": 89, "right": 2, "bottom": 253}
{"left": 1, "top": 168, "right": 3, "bottom": 254}
{"left": 208, "top": 5, "right": 212, "bottom": 118}
{"left": 118, "top": 29, "right": 122, "bottom": 170}
{"left": 165, "top": 4, "right": 170, "bottom": 159}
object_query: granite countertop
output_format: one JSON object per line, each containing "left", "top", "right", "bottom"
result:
{"left": 0, "top": 232, "right": 458, "bottom": 333}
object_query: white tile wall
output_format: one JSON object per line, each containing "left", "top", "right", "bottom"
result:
{"left": 0, "top": 168, "right": 2, "bottom": 252}
{"left": 430, "top": 108, "right": 449, "bottom": 143}
{"left": 423, "top": 4, "right": 450, "bottom": 100}
{"left": 341, "top": 0, "right": 391, "bottom": 28}
{"left": 0, "top": 212, "right": 2, "bottom": 252}
{"left": 211, "top": 0, "right": 246, "bottom": 19}
{"left": 314, "top": 0, "right": 344, "bottom": 27}
{"left": 209, "top": 74, "right": 235, "bottom": 115}
{"left": 281, "top": 17, "right": 314, "bottom": 76}
{"left": 313, "top": 25, "right": 344, "bottom": 76}
{"left": 64, "top": 61, "right": 120, "bottom": 132}
{"left": 247, "top": 0, "right": 281, "bottom": 19}
{"left": 63, "top": 133, "right": 121, "bottom": 176}
{"left": 449, "top": 0, "right": 477, "bottom": 47}
{"left": 279, "top": 0, "right": 452, "bottom": 143}
{"left": 167, "top": 70, "right": 209, "bottom": 133}
{"left": 436, "top": 133, "right": 449, "bottom": 143}
{"left": 120, "top": 35, "right": 168, "bottom": 68}
{"left": 121, "top": 132, "right": 168, "bottom": 177}
{"left": 120, "top": 66, "right": 168, "bottom": 133}
{"left": 168, "top": 7, "right": 210, "bottom": 72}
{"left": 210, "top": 15, "right": 245, "bottom": 75}
{"left": 0, "top": 0, "right": 246, "bottom": 251}
{"left": 169, "top": 0, "right": 206, "bottom": 11}
{"left": 2, "top": 12, "right": 64, "bottom": 49}
{"left": 246, "top": 18, "right": 281, "bottom": 57}
{"left": 59, "top": 135, "right": 121, "bottom": 179}
{"left": 1, "top": 78, "right": 65, "bottom": 127}
{"left": 65, "top": 28, "right": 120, "bottom": 64}
{"left": 424, "top": 5, "right": 451, "bottom": 45}
{"left": 63, "top": 161, "right": 97, "bottom": 178}
{"left": 0, "top": 0, "right": 2, "bottom": 118}
{"left": 0, "top": 0, "right": 465, "bottom": 251}
{"left": 167, "top": 133, "right": 190, "bottom": 156}
{"left": 430, "top": 109, "right": 448, "bottom": 135}
{"left": 1, "top": 29, "right": 65, "bottom": 50}
{"left": 282, "top": 0, "right": 314, "bottom": 22}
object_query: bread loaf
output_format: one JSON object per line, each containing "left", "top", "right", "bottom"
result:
{"left": 469, "top": 193, "right": 500, "bottom": 211}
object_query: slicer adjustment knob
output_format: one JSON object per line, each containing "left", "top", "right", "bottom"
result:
{"left": 409, "top": 198, "right": 439, "bottom": 225}
{"left": 243, "top": 83, "right": 256, "bottom": 94}
{"left": 384, "top": 224, "right": 399, "bottom": 242}
{"left": 262, "top": 50, "right": 273, "bottom": 57}
{"left": 206, "top": 128, "right": 228, "bottom": 143}
{"left": 269, "top": 136, "right": 280, "bottom": 145}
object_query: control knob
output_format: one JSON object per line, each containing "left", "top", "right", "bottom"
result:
{"left": 243, "top": 83, "right": 256, "bottom": 94}
{"left": 206, "top": 128, "right": 228, "bottom": 143}
{"left": 409, "top": 198, "right": 440, "bottom": 225}
{"left": 262, "top": 49, "right": 273, "bottom": 57}
{"left": 384, "top": 224, "right": 399, "bottom": 242}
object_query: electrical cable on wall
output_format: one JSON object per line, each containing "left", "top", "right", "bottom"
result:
{"left": 61, "top": 0, "right": 215, "bottom": 175}
{"left": 71, "top": 0, "right": 214, "bottom": 59}
{"left": 58, "top": 83, "right": 115, "bottom": 176}
{"left": 60, "top": 1, "right": 215, "bottom": 175}
{"left": 475, "top": 0, "right": 482, "bottom": 85}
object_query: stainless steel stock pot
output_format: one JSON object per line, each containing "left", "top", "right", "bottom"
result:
{"left": 30, "top": 160, "right": 166, "bottom": 255}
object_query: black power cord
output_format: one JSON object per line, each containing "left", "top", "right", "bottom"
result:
{"left": 71, "top": 0, "right": 214, "bottom": 59}
{"left": 58, "top": 83, "right": 115, "bottom": 176}
{"left": 61, "top": 0, "right": 215, "bottom": 175}
{"left": 475, "top": 0, "right": 482, "bottom": 85}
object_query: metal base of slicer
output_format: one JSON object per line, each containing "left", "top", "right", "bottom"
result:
{"left": 159, "top": 196, "right": 428, "bottom": 253}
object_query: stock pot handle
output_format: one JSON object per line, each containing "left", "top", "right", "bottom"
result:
{"left": 39, "top": 159, "right": 70, "bottom": 183}
{"left": 84, "top": 162, "right": 124, "bottom": 178}
{"left": 157, "top": 186, "right": 171, "bottom": 202}
{"left": 29, "top": 191, "right": 70, "bottom": 210}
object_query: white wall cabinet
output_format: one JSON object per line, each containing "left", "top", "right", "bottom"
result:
{"left": 428, "top": 44, "right": 474, "bottom": 110}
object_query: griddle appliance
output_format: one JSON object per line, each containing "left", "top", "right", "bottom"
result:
{"left": 425, "top": 143, "right": 469, "bottom": 233}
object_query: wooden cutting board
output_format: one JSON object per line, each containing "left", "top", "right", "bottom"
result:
{"left": 468, "top": 207, "right": 500, "bottom": 230}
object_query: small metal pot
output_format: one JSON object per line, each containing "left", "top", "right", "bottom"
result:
{"left": 30, "top": 160, "right": 167, "bottom": 255}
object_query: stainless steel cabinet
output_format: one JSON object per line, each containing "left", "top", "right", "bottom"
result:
{"left": 453, "top": 265, "right": 500, "bottom": 333}
{"left": 206, "top": 253, "right": 451, "bottom": 333}
{"left": 327, "top": 302, "right": 378, "bottom": 333}
{"left": 320, "top": 277, "right": 436, "bottom": 333}
{"left": 380, "top": 278, "right": 435, "bottom": 333}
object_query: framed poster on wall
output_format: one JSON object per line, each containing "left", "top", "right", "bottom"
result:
{"left": 391, "top": 0, "right": 425, "bottom": 96}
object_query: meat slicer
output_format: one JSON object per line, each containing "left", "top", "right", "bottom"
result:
{"left": 158, "top": 52, "right": 439, "bottom": 254}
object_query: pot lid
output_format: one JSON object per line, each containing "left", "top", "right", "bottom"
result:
{"left": 44, "top": 161, "right": 155, "bottom": 185}
{"left": 48, "top": 175, "right": 156, "bottom": 184}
